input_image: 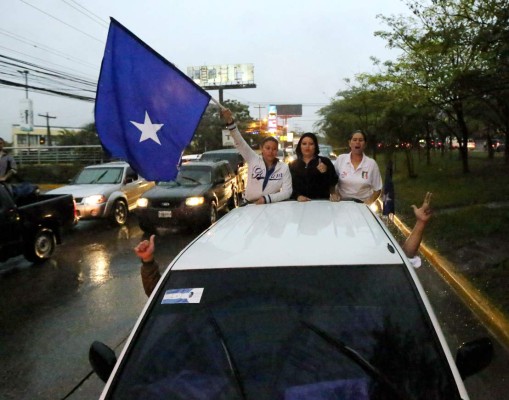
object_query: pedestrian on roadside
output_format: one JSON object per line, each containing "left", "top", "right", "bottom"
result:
{"left": 289, "top": 132, "right": 339, "bottom": 201}
{"left": 0, "top": 137, "right": 17, "bottom": 182}
{"left": 134, "top": 192, "right": 433, "bottom": 296}
{"left": 220, "top": 108, "right": 292, "bottom": 205}
{"left": 334, "top": 130, "right": 382, "bottom": 205}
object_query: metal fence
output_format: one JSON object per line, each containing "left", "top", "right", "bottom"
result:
{"left": 5, "top": 145, "right": 109, "bottom": 165}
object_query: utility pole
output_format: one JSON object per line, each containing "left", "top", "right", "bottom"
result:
{"left": 254, "top": 104, "right": 264, "bottom": 133}
{"left": 38, "top": 112, "right": 57, "bottom": 146}
{"left": 18, "top": 70, "right": 29, "bottom": 99}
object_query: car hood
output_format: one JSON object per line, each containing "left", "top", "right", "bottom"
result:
{"left": 142, "top": 184, "right": 210, "bottom": 199}
{"left": 46, "top": 184, "right": 120, "bottom": 197}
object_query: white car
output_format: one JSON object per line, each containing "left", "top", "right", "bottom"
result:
{"left": 90, "top": 201, "right": 492, "bottom": 399}
{"left": 47, "top": 161, "right": 154, "bottom": 225}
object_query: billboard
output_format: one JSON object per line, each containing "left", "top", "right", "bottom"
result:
{"left": 187, "top": 64, "right": 255, "bottom": 87}
{"left": 276, "top": 104, "right": 302, "bottom": 117}
{"left": 267, "top": 105, "right": 277, "bottom": 133}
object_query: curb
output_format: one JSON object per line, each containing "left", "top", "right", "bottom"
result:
{"left": 393, "top": 214, "right": 509, "bottom": 351}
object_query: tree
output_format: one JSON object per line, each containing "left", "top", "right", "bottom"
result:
{"left": 376, "top": 0, "right": 491, "bottom": 173}
{"left": 189, "top": 99, "right": 252, "bottom": 153}
{"left": 56, "top": 123, "right": 100, "bottom": 146}
{"left": 317, "top": 75, "right": 391, "bottom": 159}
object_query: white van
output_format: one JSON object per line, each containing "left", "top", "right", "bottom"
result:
{"left": 91, "top": 201, "right": 492, "bottom": 399}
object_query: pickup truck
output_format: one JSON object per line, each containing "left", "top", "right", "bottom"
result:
{"left": 0, "top": 182, "right": 76, "bottom": 263}
{"left": 199, "top": 149, "right": 247, "bottom": 202}
{"left": 47, "top": 161, "right": 155, "bottom": 226}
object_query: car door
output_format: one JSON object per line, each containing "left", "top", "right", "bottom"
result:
{"left": 0, "top": 185, "right": 23, "bottom": 255}
{"left": 123, "top": 167, "right": 150, "bottom": 209}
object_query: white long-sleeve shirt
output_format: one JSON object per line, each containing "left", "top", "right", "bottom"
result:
{"left": 228, "top": 124, "right": 292, "bottom": 203}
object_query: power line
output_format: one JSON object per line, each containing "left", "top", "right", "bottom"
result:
{"left": 60, "top": 0, "right": 109, "bottom": 28}
{"left": 0, "top": 44, "right": 98, "bottom": 80}
{"left": 18, "top": 0, "right": 104, "bottom": 43}
{"left": 0, "top": 28, "right": 98, "bottom": 70}
{"left": 0, "top": 78, "right": 95, "bottom": 101}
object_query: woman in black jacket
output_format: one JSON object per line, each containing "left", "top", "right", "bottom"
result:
{"left": 289, "top": 132, "right": 339, "bottom": 201}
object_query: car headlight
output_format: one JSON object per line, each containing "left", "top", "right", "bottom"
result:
{"left": 82, "top": 195, "right": 107, "bottom": 205}
{"left": 137, "top": 198, "right": 149, "bottom": 208}
{"left": 185, "top": 196, "right": 205, "bottom": 206}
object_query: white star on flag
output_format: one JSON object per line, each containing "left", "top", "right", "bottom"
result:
{"left": 130, "top": 111, "right": 164, "bottom": 145}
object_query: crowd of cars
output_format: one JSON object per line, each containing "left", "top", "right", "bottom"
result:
{"left": 47, "top": 149, "right": 249, "bottom": 233}
{"left": 41, "top": 142, "right": 352, "bottom": 234}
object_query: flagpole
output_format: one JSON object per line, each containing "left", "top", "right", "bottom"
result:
{"left": 210, "top": 97, "right": 225, "bottom": 110}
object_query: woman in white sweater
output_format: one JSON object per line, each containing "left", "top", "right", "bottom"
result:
{"left": 221, "top": 108, "right": 292, "bottom": 204}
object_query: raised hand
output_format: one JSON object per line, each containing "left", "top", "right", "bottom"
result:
{"left": 316, "top": 158, "right": 327, "bottom": 173}
{"left": 134, "top": 234, "right": 156, "bottom": 262}
{"left": 411, "top": 192, "right": 432, "bottom": 223}
{"left": 220, "top": 108, "right": 234, "bottom": 125}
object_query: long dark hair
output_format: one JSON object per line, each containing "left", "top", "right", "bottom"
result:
{"left": 349, "top": 130, "right": 367, "bottom": 141}
{"left": 296, "top": 132, "right": 319, "bottom": 159}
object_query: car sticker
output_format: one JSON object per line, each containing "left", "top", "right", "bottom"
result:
{"left": 161, "top": 288, "right": 204, "bottom": 304}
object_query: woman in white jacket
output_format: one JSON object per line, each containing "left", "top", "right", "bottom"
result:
{"left": 221, "top": 108, "right": 292, "bottom": 204}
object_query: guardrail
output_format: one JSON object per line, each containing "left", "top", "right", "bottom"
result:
{"left": 5, "top": 145, "right": 109, "bottom": 165}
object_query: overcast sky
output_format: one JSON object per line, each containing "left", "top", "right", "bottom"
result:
{"left": 0, "top": 0, "right": 412, "bottom": 142}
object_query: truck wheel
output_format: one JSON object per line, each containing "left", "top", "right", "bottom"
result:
{"left": 110, "top": 200, "right": 128, "bottom": 226}
{"left": 24, "top": 228, "right": 56, "bottom": 263}
{"left": 207, "top": 203, "right": 217, "bottom": 227}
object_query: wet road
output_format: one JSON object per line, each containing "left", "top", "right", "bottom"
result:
{"left": 1, "top": 215, "right": 508, "bottom": 399}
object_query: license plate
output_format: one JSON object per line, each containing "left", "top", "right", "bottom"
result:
{"left": 158, "top": 211, "right": 172, "bottom": 218}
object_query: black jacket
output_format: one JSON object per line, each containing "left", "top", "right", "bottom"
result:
{"left": 289, "top": 156, "right": 338, "bottom": 200}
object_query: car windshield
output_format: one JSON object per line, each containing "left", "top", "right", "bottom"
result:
{"left": 73, "top": 167, "right": 123, "bottom": 184}
{"left": 200, "top": 153, "right": 241, "bottom": 172}
{"left": 158, "top": 166, "right": 211, "bottom": 187}
{"left": 108, "top": 266, "right": 461, "bottom": 400}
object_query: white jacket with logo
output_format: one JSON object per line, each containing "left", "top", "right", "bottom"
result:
{"left": 228, "top": 124, "right": 292, "bottom": 203}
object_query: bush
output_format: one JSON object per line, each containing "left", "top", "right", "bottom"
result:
{"left": 16, "top": 164, "right": 83, "bottom": 184}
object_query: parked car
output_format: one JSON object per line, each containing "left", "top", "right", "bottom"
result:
{"left": 483, "top": 139, "right": 503, "bottom": 152}
{"left": 0, "top": 182, "right": 75, "bottom": 263}
{"left": 467, "top": 139, "right": 476, "bottom": 151}
{"left": 318, "top": 143, "right": 337, "bottom": 160}
{"left": 277, "top": 148, "right": 295, "bottom": 164}
{"left": 90, "top": 201, "right": 492, "bottom": 399}
{"left": 199, "top": 148, "right": 247, "bottom": 198}
{"left": 135, "top": 160, "right": 237, "bottom": 233}
{"left": 46, "top": 161, "right": 154, "bottom": 226}
{"left": 181, "top": 154, "right": 201, "bottom": 163}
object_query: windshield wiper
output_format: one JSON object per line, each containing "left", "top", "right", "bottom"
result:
{"left": 180, "top": 176, "right": 200, "bottom": 184}
{"left": 90, "top": 171, "right": 108, "bottom": 184}
{"left": 301, "top": 320, "right": 412, "bottom": 400}
{"left": 208, "top": 316, "right": 247, "bottom": 400}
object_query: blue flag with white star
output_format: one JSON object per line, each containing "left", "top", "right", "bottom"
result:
{"left": 95, "top": 18, "right": 211, "bottom": 181}
{"left": 382, "top": 161, "right": 395, "bottom": 216}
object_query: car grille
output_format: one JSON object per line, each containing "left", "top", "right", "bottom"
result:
{"left": 151, "top": 199, "right": 181, "bottom": 208}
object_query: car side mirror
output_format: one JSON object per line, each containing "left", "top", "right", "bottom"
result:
{"left": 89, "top": 341, "right": 117, "bottom": 382}
{"left": 455, "top": 337, "right": 493, "bottom": 379}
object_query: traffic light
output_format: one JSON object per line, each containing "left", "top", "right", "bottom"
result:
{"left": 39, "top": 136, "right": 46, "bottom": 145}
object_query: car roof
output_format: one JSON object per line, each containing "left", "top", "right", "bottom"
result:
{"left": 84, "top": 161, "right": 129, "bottom": 168}
{"left": 201, "top": 148, "right": 239, "bottom": 154}
{"left": 182, "top": 160, "right": 228, "bottom": 168}
{"left": 171, "top": 201, "right": 404, "bottom": 270}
